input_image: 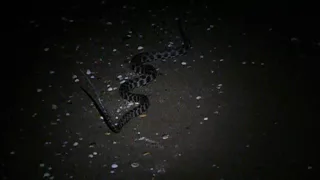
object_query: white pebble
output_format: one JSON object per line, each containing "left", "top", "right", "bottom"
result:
{"left": 93, "top": 152, "right": 98, "bottom": 155}
{"left": 73, "top": 142, "right": 79, "bottom": 147}
{"left": 113, "top": 49, "right": 117, "bottom": 52}
{"left": 131, "top": 162, "right": 139, "bottom": 168}
{"left": 43, "top": 172, "right": 50, "bottom": 178}
{"left": 137, "top": 46, "right": 144, "bottom": 50}
{"left": 242, "top": 61, "right": 247, "bottom": 65}
{"left": 72, "top": 74, "right": 77, "bottom": 79}
{"left": 107, "top": 87, "right": 113, "bottom": 91}
{"left": 37, "top": 88, "right": 42, "bottom": 92}
{"left": 162, "top": 134, "right": 169, "bottom": 140}
{"left": 196, "top": 96, "right": 201, "bottom": 100}
{"left": 39, "top": 163, "right": 45, "bottom": 167}
{"left": 65, "top": 112, "right": 70, "bottom": 116}
{"left": 88, "top": 154, "right": 94, "bottom": 158}
{"left": 52, "top": 104, "right": 57, "bottom": 110}
{"left": 86, "top": 69, "right": 91, "bottom": 75}
{"left": 181, "top": 62, "right": 187, "bottom": 65}
{"left": 203, "top": 117, "right": 208, "bottom": 121}
{"left": 111, "top": 163, "right": 118, "bottom": 169}
{"left": 44, "top": 48, "right": 49, "bottom": 51}
{"left": 74, "top": 79, "right": 79, "bottom": 83}
{"left": 49, "top": 70, "right": 55, "bottom": 74}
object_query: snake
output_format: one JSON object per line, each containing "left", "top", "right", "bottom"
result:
{"left": 81, "top": 19, "right": 191, "bottom": 133}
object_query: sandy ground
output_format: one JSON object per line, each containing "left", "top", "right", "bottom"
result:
{"left": 2, "top": 1, "right": 318, "bottom": 180}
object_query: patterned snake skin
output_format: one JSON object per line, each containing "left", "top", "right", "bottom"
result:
{"left": 81, "top": 19, "right": 191, "bottom": 133}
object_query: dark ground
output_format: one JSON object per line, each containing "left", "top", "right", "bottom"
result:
{"left": 2, "top": 0, "right": 318, "bottom": 179}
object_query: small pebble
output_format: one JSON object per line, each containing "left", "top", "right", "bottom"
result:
{"left": 43, "top": 172, "right": 50, "bottom": 178}
{"left": 131, "top": 162, "right": 139, "bottom": 168}
{"left": 181, "top": 62, "right": 187, "bottom": 65}
{"left": 52, "top": 104, "right": 58, "bottom": 110}
{"left": 162, "top": 134, "right": 169, "bottom": 140}
{"left": 44, "top": 48, "right": 49, "bottom": 51}
{"left": 73, "top": 142, "right": 79, "bottom": 147}
{"left": 196, "top": 96, "right": 201, "bottom": 100}
{"left": 111, "top": 164, "right": 118, "bottom": 169}
{"left": 93, "top": 152, "right": 98, "bottom": 155}
{"left": 137, "top": 46, "right": 144, "bottom": 50}
{"left": 37, "top": 88, "right": 42, "bottom": 92}
{"left": 203, "top": 117, "right": 208, "bottom": 121}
